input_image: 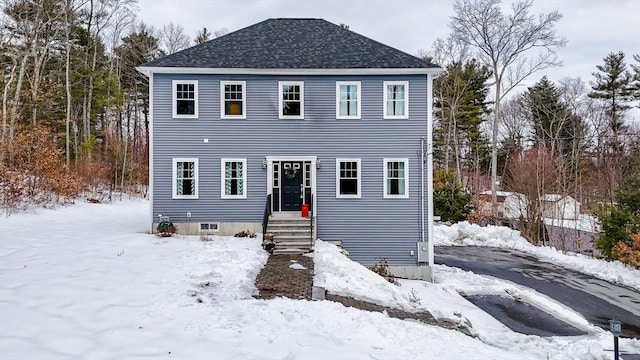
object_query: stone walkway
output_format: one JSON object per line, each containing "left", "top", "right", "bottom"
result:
{"left": 255, "top": 254, "right": 314, "bottom": 300}
{"left": 254, "top": 254, "right": 474, "bottom": 337}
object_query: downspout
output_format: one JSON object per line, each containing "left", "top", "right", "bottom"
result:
{"left": 426, "top": 72, "right": 436, "bottom": 281}
{"left": 420, "top": 136, "right": 426, "bottom": 244}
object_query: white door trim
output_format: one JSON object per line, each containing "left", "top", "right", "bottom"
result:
{"left": 265, "top": 155, "right": 317, "bottom": 215}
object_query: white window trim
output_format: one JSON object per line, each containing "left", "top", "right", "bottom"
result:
{"left": 220, "top": 80, "right": 246, "bottom": 119}
{"left": 336, "top": 81, "right": 361, "bottom": 120}
{"left": 172, "top": 157, "right": 199, "bottom": 199}
{"left": 199, "top": 222, "right": 220, "bottom": 233}
{"left": 336, "top": 158, "right": 362, "bottom": 198}
{"left": 221, "top": 158, "right": 247, "bottom": 199}
{"left": 383, "top": 81, "right": 409, "bottom": 119}
{"left": 278, "top": 81, "right": 304, "bottom": 119}
{"left": 383, "top": 158, "right": 409, "bottom": 199}
{"left": 172, "top": 80, "right": 198, "bottom": 118}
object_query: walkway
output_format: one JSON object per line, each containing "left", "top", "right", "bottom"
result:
{"left": 254, "top": 253, "right": 474, "bottom": 337}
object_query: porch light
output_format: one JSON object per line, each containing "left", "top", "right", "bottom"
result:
{"left": 262, "top": 159, "right": 267, "bottom": 168}
{"left": 316, "top": 160, "right": 321, "bottom": 169}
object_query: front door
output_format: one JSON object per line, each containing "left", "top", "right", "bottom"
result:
{"left": 281, "top": 162, "right": 303, "bottom": 211}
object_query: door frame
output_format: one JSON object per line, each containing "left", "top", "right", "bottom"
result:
{"left": 266, "top": 155, "right": 317, "bottom": 214}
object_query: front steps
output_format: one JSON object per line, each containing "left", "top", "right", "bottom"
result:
{"left": 266, "top": 214, "right": 312, "bottom": 255}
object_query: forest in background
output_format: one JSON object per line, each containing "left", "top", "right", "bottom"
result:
{"left": 0, "top": 0, "right": 638, "bottom": 264}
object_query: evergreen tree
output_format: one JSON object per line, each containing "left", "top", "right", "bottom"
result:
{"left": 433, "top": 170, "right": 473, "bottom": 222}
{"left": 589, "top": 51, "right": 633, "bottom": 153}
{"left": 433, "top": 59, "right": 491, "bottom": 182}
{"left": 596, "top": 152, "right": 640, "bottom": 259}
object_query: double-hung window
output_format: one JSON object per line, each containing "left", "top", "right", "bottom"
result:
{"left": 279, "top": 81, "right": 304, "bottom": 119}
{"left": 336, "top": 158, "right": 361, "bottom": 198}
{"left": 383, "top": 158, "right": 409, "bottom": 198}
{"left": 221, "top": 158, "right": 247, "bottom": 199}
{"left": 383, "top": 81, "right": 408, "bottom": 119}
{"left": 172, "top": 80, "right": 198, "bottom": 118}
{"left": 336, "top": 81, "right": 361, "bottom": 119}
{"left": 172, "top": 158, "right": 198, "bottom": 199}
{"left": 221, "top": 81, "right": 246, "bottom": 119}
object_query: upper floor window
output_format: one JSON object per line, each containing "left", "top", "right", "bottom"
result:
{"left": 336, "top": 158, "right": 361, "bottom": 198}
{"left": 383, "top": 81, "right": 408, "bottom": 119}
{"left": 336, "top": 81, "right": 361, "bottom": 119}
{"left": 172, "top": 80, "right": 198, "bottom": 118}
{"left": 221, "top": 158, "right": 247, "bottom": 199}
{"left": 172, "top": 158, "right": 198, "bottom": 199}
{"left": 221, "top": 81, "right": 246, "bottom": 119}
{"left": 279, "top": 81, "right": 304, "bottom": 119}
{"left": 383, "top": 158, "right": 409, "bottom": 198}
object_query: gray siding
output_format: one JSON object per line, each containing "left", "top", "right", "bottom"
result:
{"left": 152, "top": 73, "right": 428, "bottom": 265}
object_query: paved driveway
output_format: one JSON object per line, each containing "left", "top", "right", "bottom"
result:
{"left": 435, "top": 246, "right": 640, "bottom": 338}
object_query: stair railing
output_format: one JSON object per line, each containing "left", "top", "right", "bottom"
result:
{"left": 309, "top": 194, "right": 315, "bottom": 245}
{"left": 262, "top": 194, "right": 272, "bottom": 237}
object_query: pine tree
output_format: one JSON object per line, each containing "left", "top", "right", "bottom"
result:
{"left": 433, "top": 59, "right": 491, "bottom": 183}
{"left": 589, "top": 52, "right": 633, "bottom": 153}
{"left": 596, "top": 151, "right": 640, "bottom": 259}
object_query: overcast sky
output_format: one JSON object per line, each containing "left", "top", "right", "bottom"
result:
{"left": 138, "top": 0, "right": 640, "bottom": 117}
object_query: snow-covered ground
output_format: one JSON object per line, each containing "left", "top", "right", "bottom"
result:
{"left": 1, "top": 200, "right": 638, "bottom": 359}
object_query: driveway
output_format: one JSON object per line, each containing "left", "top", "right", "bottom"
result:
{"left": 435, "top": 246, "right": 640, "bottom": 338}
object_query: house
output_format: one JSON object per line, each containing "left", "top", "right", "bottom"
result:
{"left": 137, "top": 18, "right": 442, "bottom": 280}
{"left": 540, "top": 194, "right": 580, "bottom": 220}
{"left": 477, "top": 191, "right": 527, "bottom": 219}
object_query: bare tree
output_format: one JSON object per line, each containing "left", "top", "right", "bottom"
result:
{"left": 449, "top": 0, "right": 566, "bottom": 216}
{"left": 159, "top": 22, "right": 190, "bottom": 54}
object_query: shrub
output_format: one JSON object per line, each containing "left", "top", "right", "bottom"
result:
{"left": 369, "top": 258, "right": 398, "bottom": 285}
{"left": 613, "top": 234, "right": 640, "bottom": 269}
{"left": 1, "top": 126, "right": 81, "bottom": 213}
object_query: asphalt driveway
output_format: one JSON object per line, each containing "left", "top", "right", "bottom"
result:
{"left": 435, "top": 246, "right": 640, "bottom": 338}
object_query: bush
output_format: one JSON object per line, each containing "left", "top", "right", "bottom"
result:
{"left": 613, "top": 234, "right": 640, "bottom": 269}
{"left": 433, "top": 170, "right": 473, "bottom": 222}
{"left": 1, "top": 126, "right": 81, "bottom": 213}
{"left": 369, "top": 258, "right": 397, "bottom": 285}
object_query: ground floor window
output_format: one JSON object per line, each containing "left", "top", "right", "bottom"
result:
{"left": 336, "top": 158, "right": 361, "bottom": 198}
{"left": 221, "top": 158, "right": 247, "bottom": 198}
{"left": 172, "top": 158, "right": 198, "bottom": 199}
{"left": 383, "top": 158, "right": 408, "bottom": 198}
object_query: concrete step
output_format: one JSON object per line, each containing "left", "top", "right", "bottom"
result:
{"left": 273, "top": 234, "right": 312, "bottom": 241}
{"left": 268, "top": 229, "right": 311, "bottom": 237}
{"left": 268, "top": 226, "right": 310, "bottom": 232}
{"left": 272, "top": 248, "right": 309, "bottom": 255}
{"left": 268, "top": 218, "right": 310, "bottom": 223}
{"left": 274, "top": 240, "right": 312, "bottom": 247}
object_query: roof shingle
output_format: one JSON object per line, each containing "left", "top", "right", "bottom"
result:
{"left": 142, "top": 18, "right": 437, "bottom": 70}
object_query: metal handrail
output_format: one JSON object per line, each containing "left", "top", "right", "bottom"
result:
{"left": 262, "top": 194, "right": 272, "bottom": 237}
{"left": 309, "top": 194, "right": 315, "bottom": 245}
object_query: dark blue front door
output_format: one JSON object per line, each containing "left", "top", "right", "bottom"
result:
{"left": 281, "top": 162, "right": 303, "bottom": 211}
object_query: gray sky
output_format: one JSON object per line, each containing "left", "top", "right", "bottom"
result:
{"left": 138, "top": 0, "right": 640, "bottom": 116}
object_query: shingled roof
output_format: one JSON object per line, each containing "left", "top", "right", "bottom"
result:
{"left": 141, "top": 18, "right": 438, "bottom": 70}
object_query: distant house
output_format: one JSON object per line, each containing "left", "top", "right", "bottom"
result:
{"left": 540, "top": 194, "right": 580, "bottom": 220}
{"left": 478, "top": 191, "right": 600, "bottom": 255}
{"left": 544, "top": 214, "right": 600, "bottom": 256}
{"left": 137, "top": 18, "right": 442, "bottom": 280}
{"left": 477, "top": 191, "right": 526, "bottom": 219}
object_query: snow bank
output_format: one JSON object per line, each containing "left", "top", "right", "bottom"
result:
{"left": 434, "top": 221, "right": 640, "bottom": 290}
{"left": 312, "top": 240, "right": 425, "bottom": 312}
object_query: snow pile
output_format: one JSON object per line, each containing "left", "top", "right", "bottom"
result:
{"left": 312, "top": 240, "right": 427, "bottom": 312}
{"left": 434, "top": 221, "right": 640, "bottom": 290}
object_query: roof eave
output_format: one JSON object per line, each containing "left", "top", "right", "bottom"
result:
{"left": 136, "top": 66, "right": 444, "bottom": 77}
